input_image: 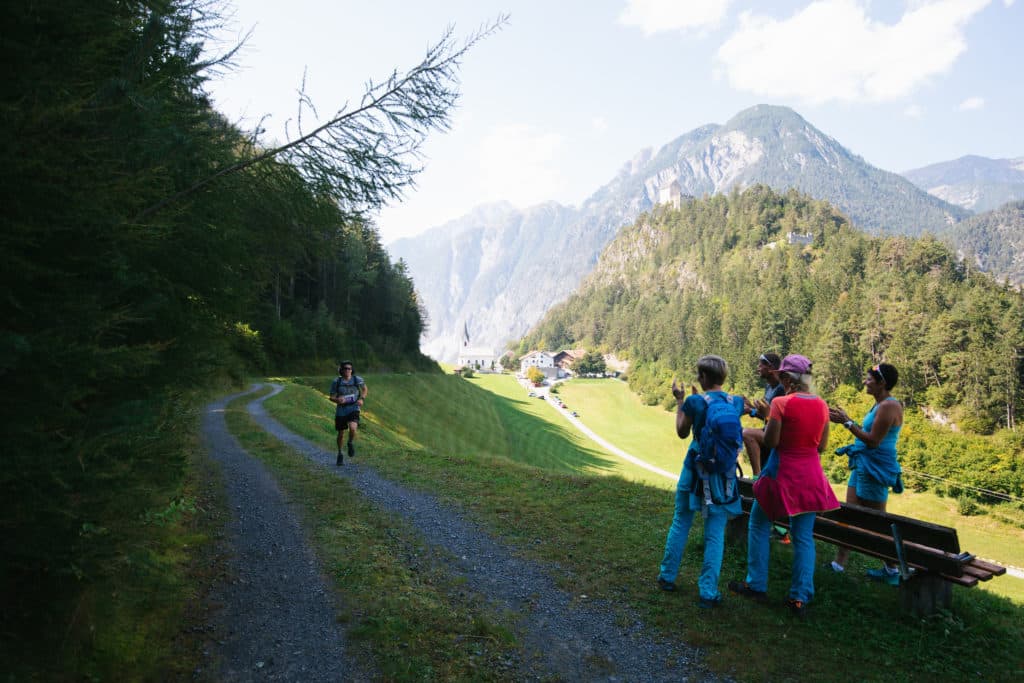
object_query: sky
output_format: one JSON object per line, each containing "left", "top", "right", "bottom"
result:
{"left": 205, "top": 0, "right": 1023, "bottom": 245}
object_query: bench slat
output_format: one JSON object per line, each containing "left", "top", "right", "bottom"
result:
{"left": 735, "top": 479, "right": 1007, "bottom": 586}
{"left": 738, "top": 478, "right": 961, "bottom": 552}
{"left": 812, "top": 517, "right": 966, "bottom": 576}
{"left": 967, "top": 558, "right": 1007, "bottom": 577}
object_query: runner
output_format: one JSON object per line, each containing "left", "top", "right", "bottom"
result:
{"left": 330, "top": 360, "right": 367, "bottom": 465}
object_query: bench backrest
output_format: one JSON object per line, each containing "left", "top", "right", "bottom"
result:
{"left": 737, "top": 477, "right": 965, "bottom": 577}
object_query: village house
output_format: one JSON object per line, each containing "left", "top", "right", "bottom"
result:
{"left": 519, "top": 350, "right": 558, "bottom": 380}
{"left": 553, "top": 349, "right": 585, "bottom": 378}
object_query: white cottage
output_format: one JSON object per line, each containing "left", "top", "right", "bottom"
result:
{"left": 520, "top": 350, "right": 559, "bottom": 379}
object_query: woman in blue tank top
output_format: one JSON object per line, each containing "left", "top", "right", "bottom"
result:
{"left": 827, "top": 363, "right": 904, "bottom": 581}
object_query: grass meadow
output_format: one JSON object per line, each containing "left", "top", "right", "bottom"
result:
{"left": 244, "top": 373, "right": 1023, "bottom": 681}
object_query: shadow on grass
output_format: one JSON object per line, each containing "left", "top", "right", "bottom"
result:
{"left": 290, "top": 373, "right": 621, "bottom": 477}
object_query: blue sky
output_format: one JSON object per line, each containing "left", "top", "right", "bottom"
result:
{"left": 207, "top": 0, "right": 1023, "bottom": 244}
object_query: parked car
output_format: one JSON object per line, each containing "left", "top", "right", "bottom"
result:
{"left": 571, "top": 411, "right": 579, "bottom": 417}
{"left": 528, "top": 392, "right": 537, "bottom": 397}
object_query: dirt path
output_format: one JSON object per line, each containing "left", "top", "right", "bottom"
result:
{"left": 197, "top": 387, "right": 372, "bottom": 681}
{"left": 240, "top": 383, "right": 716, "bottom": 682}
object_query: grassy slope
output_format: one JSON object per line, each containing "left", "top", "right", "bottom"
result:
{"left": 260, "top": 375, "right": 1023, "bottom": 682}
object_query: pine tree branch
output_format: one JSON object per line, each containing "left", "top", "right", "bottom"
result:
{"left": 136, "top": 15, "right": 507, "bottom": 221}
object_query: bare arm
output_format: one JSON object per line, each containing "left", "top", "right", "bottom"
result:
{"left": 676, "top": 408, "right": 693, "bottom": 440}
{"left": 671, "top": 379, "right": 696, "bottom": 439}
{"left": 830, "top": 401, "right": 900, "bottom": 448}
{"left": 763, "top": 418, "right": 781, "bottom": 449}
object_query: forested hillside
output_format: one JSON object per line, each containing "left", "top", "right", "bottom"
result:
{"left": 946, "top": 200, "right": 1024, "bottom": 285}
{"left": 521, "top": 187, "right": 1024, "bottom": 500}
{"left": 903, "top": 155, "right": 1024, "bottom": 214}
{"left": 0, "top": 1, "right": 472, "bottom": 672}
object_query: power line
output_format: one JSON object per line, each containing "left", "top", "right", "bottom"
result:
{"left": 901, "top": 468, "right": 1024, "bottom": 504}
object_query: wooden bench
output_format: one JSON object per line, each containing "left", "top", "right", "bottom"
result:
{"left": 733, "top": 477, "right": 1007, "bottom": 616}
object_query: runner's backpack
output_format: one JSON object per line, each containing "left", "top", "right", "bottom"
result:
{"left": 696, "top": 393, "right": 743, "bottom": 475}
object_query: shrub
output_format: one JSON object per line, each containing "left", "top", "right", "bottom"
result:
{"left": 957, "top": 495, "right": 979, "bottom": 516}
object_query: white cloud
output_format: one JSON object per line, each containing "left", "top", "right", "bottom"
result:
{"left": 1004, "top": 0, "right": 1015, "bottom": 8}
{"left": 474, "top": 124, "right": 568, "bottom": 206}
{"left": 904, "top": 104, "right": 924, "bottom": 118}
{"left": 716, "top": 0, "right": 990, "bottom": 104}
{"left": 619, "top": 0, "right": 733, "bottom": 34}
{"left": 958, "top": 96, "right": 985, "bottom": 110}
{"left": 591, "top": 116, "right": 609, "bottom": 132}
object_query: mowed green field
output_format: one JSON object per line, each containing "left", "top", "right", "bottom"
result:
{"left": 469, "top": 373, "right": 677, "bottom": 487}
{"left": 294, "top": 372, "right": 668, "bottom": 486}
{"left": 548, "top": 377, "right": 688, "bottom": 478}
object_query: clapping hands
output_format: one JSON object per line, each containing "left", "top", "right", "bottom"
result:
{"left": 828, "top": 406, "right": 850, "bottom": 424}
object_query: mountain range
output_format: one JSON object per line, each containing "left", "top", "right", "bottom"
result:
{"left": 390, "top": 105, "right": 1015, "bottom": 361}
{"left": 903, "top": 155, "right": 1024, "bottom": 214}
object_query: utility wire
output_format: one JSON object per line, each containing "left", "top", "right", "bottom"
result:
{"left": 901, "top": 468, "right": 1024, "bottom": 504}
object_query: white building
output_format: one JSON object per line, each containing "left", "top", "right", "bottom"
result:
{"left": 658, "top": 179, "right": 682, "bottom": 208}
{"left": 520, "top": 350, "right": 558, "bottom": 379}
{"left": 458, "top": 347, "right": 496, "bottom": 371}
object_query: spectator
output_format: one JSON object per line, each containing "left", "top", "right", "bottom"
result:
{"left": 828, "top": 363, "right": 904, "bottom": 583}
{"left": 657, "top": 355, "right": 745, "bottom": 609}
{"left": 742, "top": 352, "right": 783, "bottom": 475}
{"left": 729, "top": 354, "right": 838, "bottom": 617}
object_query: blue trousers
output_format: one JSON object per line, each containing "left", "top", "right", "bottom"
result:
{"left": 658, "top": 487, "right": 729, "bottom": 600}
{"left": 745, "top": 501, "right": 817, "bottom": 603}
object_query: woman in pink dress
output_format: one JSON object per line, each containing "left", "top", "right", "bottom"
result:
{"left": 729, "top": 354, "right": 839, "bottom": 617}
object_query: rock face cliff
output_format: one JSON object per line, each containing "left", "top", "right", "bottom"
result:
{"left": 903, "top": 155, "right": 1024, "bottom": 214}
{"left": 391, "top": 104, "right": 968, "bottom": 361}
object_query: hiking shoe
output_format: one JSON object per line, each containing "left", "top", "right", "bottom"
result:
{"left": 698, "top": 595, "right": 722, "bottom": 610}
{"left": 656, "top": 576, "right": 677, "bottom": 592}
{"left": 785, "top": 597, "right": 808, "bottom": 618}
{"left": 866, "top": 567, "right": 900, "bottom": 585}
{"left": 728, "top": 580, "right": 767, "bottom": 602}
{"left": 347, "top": 441, "right": 355, "bottom": 458}
{"left": 829, "top": 561, "right": 845, "bottom": 573}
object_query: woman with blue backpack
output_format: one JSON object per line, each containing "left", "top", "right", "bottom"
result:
{"left": 729, "top": 354, "right": 839, "bottom": 617}
{"left": 657, "top": 355, "right": 746, "bottom": 609}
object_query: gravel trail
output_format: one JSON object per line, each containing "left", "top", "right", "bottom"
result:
{"left": 243, "top": 383, "right": 717, "bottom": 682}
{"left": 198, "top": 388, "right": 372, "bottom": 682}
